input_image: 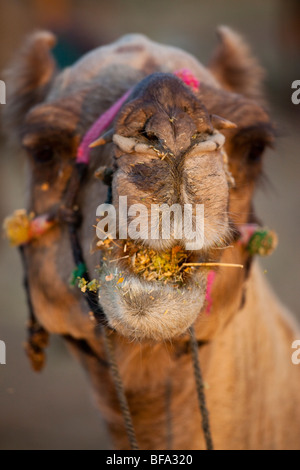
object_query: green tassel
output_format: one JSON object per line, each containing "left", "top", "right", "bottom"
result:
{"left": 76, "top": 277, "right": 100, "bottom": 293}
{"left": 70, "top": 262, "right": 87, "bottom": 286}
{"left": 247, "top": 229, "right": 278, "bottom": 257}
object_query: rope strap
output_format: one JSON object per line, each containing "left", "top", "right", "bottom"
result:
{"left": 102, "top": 327, "right": 139, "bottom": 450}
{"left": 189, "top": 325, "right": 214, "bottom": 450}
{"left": 19, "top": 245, "right": 50, "bottom": 371}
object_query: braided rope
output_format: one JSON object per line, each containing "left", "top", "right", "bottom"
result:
{"left": 102, "top": 327, "right": 139, "bottom": 451}
{"left": 189, "top": 325, "right": 214, "bottom": 450}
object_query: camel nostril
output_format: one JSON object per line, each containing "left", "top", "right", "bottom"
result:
{"left": 145, "top": 132, "right": 158, "bottom": 143}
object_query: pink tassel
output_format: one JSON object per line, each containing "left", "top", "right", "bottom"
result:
{"left": 237, "top": 224, "right": 258, "bottom": 246}
{"left": 174, "top": 69, "right": 200, "bottom": 92}
{"left": 30, "top": 214, "right": 55, "bottom": 239}
{"left": 205, "top": 270, "right": 216, "bottom": 314}
{"left": 76, "top": 88, "right": 133, "bottom": 165}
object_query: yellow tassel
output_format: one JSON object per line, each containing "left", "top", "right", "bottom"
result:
{"left": 3, "top": 209, "right": 55, "bottom": 246}
{"left": 3, "top": 209, "right": 33, "bottom": 246}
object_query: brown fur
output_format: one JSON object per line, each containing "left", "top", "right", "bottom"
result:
{"left": 3, "top": 31, "right": 57, "bottom": 137}
{"left": 209, "top": 26, "right": 265, "bottom": 102}
{"left": 3, "top": 30, "right": 300, "bottom": 449}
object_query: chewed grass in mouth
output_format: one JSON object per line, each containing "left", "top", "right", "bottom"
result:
{"left": 80, "top": 237, "right": 215, "bottom": 341}
{"left": 127, "top": 243, "right": 193, "bottom": 283}
{"left": 99, "top": 238, "right": 194, "bottom": 285}
{"left": 77, "top": 237, "right": 205, "bottom": 293}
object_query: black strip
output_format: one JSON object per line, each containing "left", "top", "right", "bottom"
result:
{"left": 19, "top": 245, "right": 49, "bottom": 371}
{"left": 105, "top": 185, "right": 113, "bottom": 205}
{"left": 19, "top": 245, "right": 36, "bottom": 324}
{"left": 66, "top": 163, "right": 107, "bottom": 324}
{"left": 68, "top": 223, "right": 107, "bottom": 324}
{"left": 64, "top": 335, "right": 109, "bottom": 368}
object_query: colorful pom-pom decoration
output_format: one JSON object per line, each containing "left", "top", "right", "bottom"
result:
{"left": 3, "top": 209, "right": 55, "bottom": 247}
{"left": 174, "top": 69, "right": 200, "bottom": 92}
{"left": 247, "top": 229, "right": 278, "bottom": 257}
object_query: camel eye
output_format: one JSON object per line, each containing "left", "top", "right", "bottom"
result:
{"left": 31, "top": 145, "right": 54, "bottom": 163}
{"left": 247, "top": 141, "right": 266, "bottom": 163}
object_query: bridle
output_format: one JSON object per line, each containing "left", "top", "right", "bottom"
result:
{"left": 4, "top": 70, "right": 277, "bottom": 451}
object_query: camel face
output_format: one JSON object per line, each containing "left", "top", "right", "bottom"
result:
{"left": 97, "top": 74, "right": 234, "bottom": 340}
{"left": 4, "top": 31, "right": 274, "bottom": 341}
{"left": 95, "top": 72, "right": 274, "bottom": 342}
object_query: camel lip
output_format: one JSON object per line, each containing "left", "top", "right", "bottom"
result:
{"left": 96, "top": 239, "right": 210, "bottom": 341}
{"left": 96, "top": 240, "right": 209, "bottom": 342}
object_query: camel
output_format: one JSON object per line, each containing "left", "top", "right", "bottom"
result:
{"left": 3, "top": 27, "right": 300, "bottom": 450}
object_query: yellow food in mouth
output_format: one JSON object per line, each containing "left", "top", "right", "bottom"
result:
{"left": 96, "top": 238, "right": 193, "bottom": 284}
{"left": 130, "top": 244, "right": 192, "bottom": 283}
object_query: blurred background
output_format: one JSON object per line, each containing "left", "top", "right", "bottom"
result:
{"left": 0, "top": 0, "right": 299, "bottom": 450}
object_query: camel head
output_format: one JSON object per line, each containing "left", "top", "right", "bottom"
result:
{"left": 4, "top": 29, "right": 274, "bottom": 343}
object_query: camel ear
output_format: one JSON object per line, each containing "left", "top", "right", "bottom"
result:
{"left": 209, "top": 26, "right": 265, "bottom": 102}
{"left": 3, "top": 31, "right": 57, "bottom": 137}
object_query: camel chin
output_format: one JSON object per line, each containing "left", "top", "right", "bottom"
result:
{"left": 98, "top": 254, "right": 207, "bottom": 342}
